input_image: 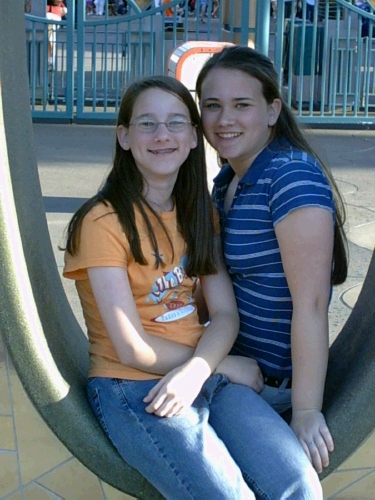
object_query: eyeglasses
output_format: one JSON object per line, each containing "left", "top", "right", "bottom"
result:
{"left": 129, "top": 119, "right": 192, "bottom": 133}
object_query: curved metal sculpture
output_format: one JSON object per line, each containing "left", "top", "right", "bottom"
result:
{"left": 0, "top": 1, "right": 374, "bottom": 497}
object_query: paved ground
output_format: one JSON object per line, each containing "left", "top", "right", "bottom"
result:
{"left": 32, "top": 123, "right": 375, "bottom": 345}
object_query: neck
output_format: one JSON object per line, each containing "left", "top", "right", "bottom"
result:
{"left": 144, "top": 184, "right": 174, "bottom": 213}
{"left": 147, "top": 198, "right": 174, "bottom": 213}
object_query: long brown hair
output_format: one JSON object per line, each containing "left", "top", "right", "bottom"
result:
{"left": 196, "top": 46, "right": 348, "bottom": 285}
{"left": 65, "top": 75, "right": 217, "bottom": 277}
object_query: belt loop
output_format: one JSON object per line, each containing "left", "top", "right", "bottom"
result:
{"left": 279, "top": 377, "right": 291, "bottom": 393}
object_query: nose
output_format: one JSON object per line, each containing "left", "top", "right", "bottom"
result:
{"left": 154, "top": 122, "right": 170, "bottom": 139}
{"left": 217, "top": 106, "right": 236, "bottom": 126}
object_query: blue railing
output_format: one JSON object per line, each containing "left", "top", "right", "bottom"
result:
{"left": 26, "top": 0, "right": 375, "bottom": 125}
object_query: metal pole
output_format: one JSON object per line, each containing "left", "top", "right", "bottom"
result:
{"left": 255, "top": 0, "right": 270, "bottom": 55}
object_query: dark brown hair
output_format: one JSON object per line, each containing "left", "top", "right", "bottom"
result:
{"left": 196, "top": 45, "right": 348, "bottom": 285}
{"left": 65, "top": 75, "right": 217, "bottom": 277}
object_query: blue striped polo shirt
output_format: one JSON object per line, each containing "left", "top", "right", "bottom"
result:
{"left": 212, "top": 138, "right": 335, "bottom": 379}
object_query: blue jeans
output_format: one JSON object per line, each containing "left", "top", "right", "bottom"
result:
{"left": 260, "top": 379, "right": 292, "bottom": 414}
{"left": 87, "top": 375, "right": 321, "bottom": 500}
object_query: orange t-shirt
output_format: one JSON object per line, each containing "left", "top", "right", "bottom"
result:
{"left": 63, "top": 202, "right": 205, "bottom": 380}
{"left": 163, "top": 0, "right": 174, "bottom": 16}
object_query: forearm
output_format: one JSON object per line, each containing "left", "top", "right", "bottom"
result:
{"left": 193, "top": 238, "right": 240, "bottom": 374}
{"left": 291, "top": 305, "right": 329, "bottom": 412}
{"left": 109, "top": 314, "right": 195, "bottom": 374}
{"left": 289, "top": 306, "right": 334, "bottom": 474}
{"left": 193, "top": 310, "right": 239, "bottom": 372}
{"left": 111, "top": 311, "right": 237, "bottom": 377}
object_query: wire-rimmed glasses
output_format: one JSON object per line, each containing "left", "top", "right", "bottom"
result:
{"left": 129, "top": 119, "right": 192, "bottom": 133}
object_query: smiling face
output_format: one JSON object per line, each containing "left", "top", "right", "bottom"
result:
{"left": 117, "top": 88, "right": 197, "bottom": 184}
{"left": 200, "top": 68, "right": 281, "bottom": 177}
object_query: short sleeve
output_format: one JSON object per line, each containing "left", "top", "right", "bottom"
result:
{"left": 63, "top": 205, "right": 129, "bottom": 280}
{"left": 269, "top": 158, "right": 335, "bottom": 227}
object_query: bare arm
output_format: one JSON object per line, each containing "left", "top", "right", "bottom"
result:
{"left": 194, "top": 235, "right": 240, "bottom": 370}
{"left": 143, "top": 235, "right": 240, "bottom": 416}
{"left": 88, "top": 266, "right": 194, "bottom": 374}
{"left": 195, "top": 244, "right": 264, "bottom": 393}
{"left": 275, "top": 206, "right": 335, "bottom": 473}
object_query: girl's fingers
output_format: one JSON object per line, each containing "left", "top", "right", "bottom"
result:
{"left": 144, "top": 391, "right": 167, "bottom": 413}
{"left": 300, "top": 440, "right": 312, "bottom": 465}
{"left": 320, "top": 425, "right": 334, "bottom": 452}
{"left": 308, "top": 441, "right": 323, "bottom": 474}
{"left": 157, "top": 399, "right": 185, "bottom": 418}
{"left": 143, "top": 379, "right": 165, "bottom": 403}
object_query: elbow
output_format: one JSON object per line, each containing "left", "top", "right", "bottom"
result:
{"left": 117, "top": 342, "right": 155, "bottom": 370}
{"left": 211, "top": 308, "right": 240, "bottom": 337}
{"left": 293, "top": 290, "right": 330, "bottom": 315}
{"left": 117, "top": 347, "right": 136, "bottom": 367}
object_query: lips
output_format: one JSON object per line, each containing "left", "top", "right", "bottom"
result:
{"left": 216, "top": 132, "right": 242, "bottom": 139}
{"left": 149, "top": 148, "right": 176, "bottom": 154}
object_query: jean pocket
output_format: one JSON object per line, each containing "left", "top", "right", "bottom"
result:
{"left": 200, "top": 373, "right": 229, "bottom": 403}
{"left": 86, "top": 384, "right": 112, "bottom": 440}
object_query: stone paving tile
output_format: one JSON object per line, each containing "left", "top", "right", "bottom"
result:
{"left": 0, "top": 336, "right": 12, "bottom": 416}
{"left": 322, "top": 469, "right": 372, "bottom": 499}
{"left": 37, "top": 459, "right": 105, "bottom": 500}
{"left": 9, "top": 372, "right": 71, "bottom": 485}
{"left": 22, "top": 483, "right": 63, "bottom": 499}
{"left": 0, "top": 416, "right": 15, "bottom": 450}
{"left": 330, "top": 470, "right": 375, "bottom": 499}
{"left": 0, "top": 452, "right": 19, "bottom": 497}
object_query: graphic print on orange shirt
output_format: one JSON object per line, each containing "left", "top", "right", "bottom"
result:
{"left": 147, "top": 255, "right": 196, "bottom": 323}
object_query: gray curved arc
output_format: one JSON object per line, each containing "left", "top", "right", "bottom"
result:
{"left": 321, "top": 249, "right": 375, "bottom": 478}
{"left": 0, "top": 1, "right": 160, "bottom": 498}
{"left": 2, "top": 0, "right": 375, "bottom": 496}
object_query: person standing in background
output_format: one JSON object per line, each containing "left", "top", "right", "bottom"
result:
{"left": 46, "top": 0, "right": 67, "bottom": 69}
{"left": 271, "top": 0, "right": 277, "bottom": 18}
{"left": 212, "top": 0, "right": 219, "bottom": 18}
{"left": 199, "top": 0, "right": 207, "bottom": 22}
{"left": 306, "top": 0, "right": 316, "bottom": 22}
{"left": 95, "top": 0, "right": 105, "bottom": 15}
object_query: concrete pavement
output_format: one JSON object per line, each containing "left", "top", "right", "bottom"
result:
{"left": 32, "top": 123, "right": 375, "bottom": 344}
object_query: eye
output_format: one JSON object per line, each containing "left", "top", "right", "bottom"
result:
{"left": 236, "top": 102, "right": 250, "bottom": 109}
{"left": 168, "top": 119, "right": 186, "bottom": 127}
{"left": 167, "top": 120, "right": 190, "bottom": 132}
{"left": 138, "top": 120, "right": 157, "bottom": 130}
{"left": 203, "top": 102, "right": 220, "bottom": 110}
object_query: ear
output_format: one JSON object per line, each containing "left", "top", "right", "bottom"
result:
{"left": 190, "top": 126, "right": 198, "bottom": 150}
{"left": 268, "top": 98, "right": 282, "bottom": 127}
{"left": 117, "top": 125, "right": 130, "bottom": 151}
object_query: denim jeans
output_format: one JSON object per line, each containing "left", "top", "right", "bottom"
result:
{"left": 87, "top": 375, "right": 321, "bottom": 500}
{"left": 260, "top": 379, "right": 292, "bottom": 414}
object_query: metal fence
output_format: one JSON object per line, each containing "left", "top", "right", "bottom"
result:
{"left": 26, "top": 0, "right": 375, "bottom": 125}
{"left": 273, "top": 0, "right": 375, "bottom": 125}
